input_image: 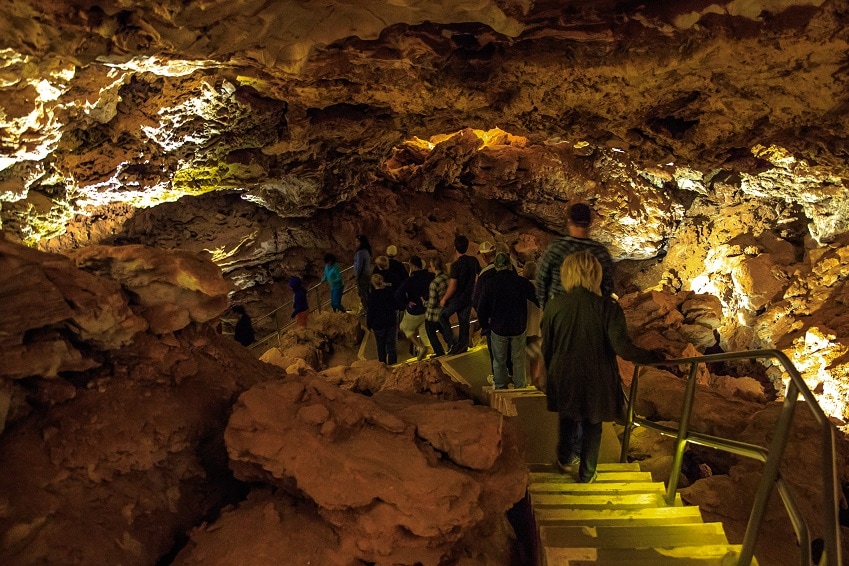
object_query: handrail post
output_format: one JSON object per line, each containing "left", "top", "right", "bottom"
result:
{"left": 822, "top": 422, "right": 840, "bottom": 566}
{"left": 738, "top": 381, "right": 800, "bottom": 566}
{"left": 665, "top": 361, "right": 700, "bottom": 506}
{"left": 620, "top": 365, "right": 641, "bottom": 463}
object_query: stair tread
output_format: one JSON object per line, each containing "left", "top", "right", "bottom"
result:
{"left": 540, "top": 523, "right": 729, "bottom": 549}
{"left": 529, "top": 482, "right": 665, "bottom": 495}
{"left": 535, "top": 505, "right": 704, "bottom": 526}
{"left": 530, "top": 471, "right": 654, "bottom": 484}
{"left": 531, "top": 462, "right": 641, "bottom": 473}
{"left": 531, "top": 492, "right": 682, "bottom": 509}
{"left": 544, "top": 544, "right": 757, "bottom": 565}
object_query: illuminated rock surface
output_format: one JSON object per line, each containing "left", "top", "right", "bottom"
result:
{"left": 1, "top": 0, "right": 849, "bottom": 563}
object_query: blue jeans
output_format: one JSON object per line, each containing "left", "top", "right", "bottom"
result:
{"left": 439, "top": 302, "right": 471, "bottom": 352}
{"left": 557, "top": 417, "right": 598, "bottom": 483}
{"left": 330, "top": 287, "right": 344, "bottom": 312}
{"left": 373, "top": 327, "right": 397, "bottom": 365}
{"left": 490, "top": 330, "right": 526, "bottom": 389}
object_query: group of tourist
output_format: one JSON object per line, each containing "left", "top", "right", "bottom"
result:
{"left": 308, "top": 202, "right": 664, "bottom": 484}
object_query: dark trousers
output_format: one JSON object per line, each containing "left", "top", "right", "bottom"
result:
{"left": 373, "top": 327, "right": 397, "bottom": 365}
{"left": 425, "top": 319, "right": 450, "bottom": 356}
{"left": 439, "top": 301, "right": 471, "bottom": 352}
{"left": 557, "top": 416, "right": 600, "bottom": 483}
{"left": 357, "top": 275, "right": 370, "bottom": 313}
{"left": 330, "top": 287, "right": 344, "bottom": 312}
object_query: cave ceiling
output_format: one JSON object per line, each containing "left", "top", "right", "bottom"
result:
{"left": 1, "top": 0, "right": 848, "bottom": 250}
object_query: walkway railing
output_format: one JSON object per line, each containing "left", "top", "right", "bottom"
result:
{"left": 250, "top": 265, "right": 357, "bottom": 352}
{"left": 621, "top": 349, "right": 841, "bottom": 566}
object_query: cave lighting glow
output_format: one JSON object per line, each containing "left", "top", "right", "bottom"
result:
{"left": 100, "top": 56, "right": 223, "bottom": 77}
{"left": 406, "top": 127, "right": 525, "bottom": 151}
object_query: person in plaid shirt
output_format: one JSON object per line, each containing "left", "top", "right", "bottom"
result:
{"left": 535, "top": 203, "right": 615, "bottom": 308}
{"left": 424, "top": 256, "right": 451, "bottom": 357}
{"left": 535, "top": 202, "right": 615, "bottom": 470}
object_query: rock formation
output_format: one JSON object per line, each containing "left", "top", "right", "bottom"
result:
{"left": 225, "top": 376, "right": 527, "bottom": 565}
{"left": 2, "top": 0, "right": 849, "bottom": 563}
{"left": 0, "top": 237, "right": 280, "bottom": 564}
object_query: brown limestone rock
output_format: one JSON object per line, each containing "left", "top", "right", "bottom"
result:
{"left": 225, "top": 376, "right": 527, "bottom": 565}
{"left": 321, "top": 359, "right": 391, "bottom": 392}
{"left": 633, "top": 367, "right": 764, "bottom": 439}
{"left": 0, "top": 236, "right": 146, "bottom": 380}
{"left": 173, "top": 490, "right": 363, "bottom": 566}
{"left": 68, "top": 244, "right": 230, "bottom": 334}
{"left": 0, "top": 324, "right": 282, "bottom": 565}
{"left": 732, "top": 254, "right": 788, "bottom": 311}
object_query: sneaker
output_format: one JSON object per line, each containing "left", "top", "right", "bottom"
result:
{"left": 555, "top": 455, "right": 581, "bottom": 474}
{"left": 448, "top": 344, "right": 468, "bottom": 356}
{"left": 416, "top": 346, "right": 428, "bottom": 361}
{"left": 581, "top": 471, "right": 598, "bottom": 484}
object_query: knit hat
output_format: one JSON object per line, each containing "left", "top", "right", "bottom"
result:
{"left": 494, "top": 252, "right": 511, "bottom": 271}
{"left": 478, "top": 241, "right": 495, "bottom": 254}
{"left": 568, "top": 203, "right": 592, "bottom": 227}
{"left": 386, "top": 245, "right": 397, "bottom": 257}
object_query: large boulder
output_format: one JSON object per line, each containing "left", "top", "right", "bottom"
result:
{"left": 0, "top": 235, "right": 147, "bottom": 380}
{"left": 67, "top": 244, "right": 230, "bottom": 334}
{"left": 225, "top": 376, "right": 527, "bottom": 565}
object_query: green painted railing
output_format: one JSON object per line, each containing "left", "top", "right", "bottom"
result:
{"left": 621, "top": 349, "right": 841, "bottom": 566}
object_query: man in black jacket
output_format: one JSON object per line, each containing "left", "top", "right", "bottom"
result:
{"left": 367, "top": 274, "right": 399, "bottom": 365}
{"left": 477, "top": 253, "right": 539, "bottom": 389}
{"left": 439, "top": 235, "right": 481, "bottom": 355}
{"left": 396, "top": 255, "right": 434, "bottom": 360}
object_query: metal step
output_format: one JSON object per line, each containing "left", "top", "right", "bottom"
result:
{"left": 531, "top": 471, "right": 654, "bottom": 484}
{"left": 543, "top": 544, "right": 756, "bottom": 565}
{"left": 530, "top": 462, "right": 642, "bottom": 474}
{"left": 529, "top": 482, "right": 666, "bottom": 496}
{"left": 531, "top": 492, "right": 682, "bottom": 510}
{"left": 540, "top": 523, "right": 729, "bottom": 549}
{"left": 534, "top": 506, "right": 704, "bottom": 527}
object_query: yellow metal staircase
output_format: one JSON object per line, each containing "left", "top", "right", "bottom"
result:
{"left": 529, "top": 461, "right": 755, "bottom": 565}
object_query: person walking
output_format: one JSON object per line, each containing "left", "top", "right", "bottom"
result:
{"left": 424, "top": 256, "right": 451, "bottom": 357}
{"left": 541, "top": 251, "right": 662, "bottom": 483}
{"left": 535, "top": 202, "right": 616, "bottom": 459}
{"left": 372, "top": 255, "right": 405, "bottom": 290}
{"left": 321, "top": 253, "right": 345, "bottom": 312}
{"left": 367, "top": 273, "right": 399, "bottom": 365}
{"left": 523, "top": 261, "right": 545, "bottom": 386}
{"left": 439, "top": 235, "right": 480, "bottom": 355}
{"left": 396, "top": 255, "right": 434, "bottom": 360}
{"left": 386, "top": 244, "right": 409, "bottom": 284}
{"left": 477, "top": 253, "right": 539, "bottom": 389}
{"left": 289, "top": 276, "right": 309, "bottom": 327}
{"left": 354, "top": 235, "right": 372, "bottom": 315}
{"left": 536, "top": 202, "right": 616, "bottom": 307}
{"left": 232, "top": 305, "right": 255, "bottom": 346}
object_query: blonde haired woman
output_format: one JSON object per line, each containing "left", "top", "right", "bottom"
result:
{"left": 541, "top": 251, "right": 661, "bottom": 482}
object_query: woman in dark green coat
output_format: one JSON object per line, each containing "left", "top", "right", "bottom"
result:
{"left": 541, "top": 251, "right": 661, "bottom": 483}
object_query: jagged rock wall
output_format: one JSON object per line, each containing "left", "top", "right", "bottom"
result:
{"left": 1, "top": 0, "right": 847, "bottom": 250}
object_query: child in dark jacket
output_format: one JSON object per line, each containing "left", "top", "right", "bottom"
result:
{"left": 367, "top": 273, "right": 398, "bottom": 364}
{"left": 289, "top": 276, "right": 309, "bottom": 327}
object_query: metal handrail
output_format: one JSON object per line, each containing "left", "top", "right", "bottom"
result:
{"left": 252, "top": 265, "right": 356, "bottom": 326}
{"left": 620, "top": 349, "right": 841, "bottom": 566}
{"left": 250, "top": 265, "right": 358, "bottom": 352}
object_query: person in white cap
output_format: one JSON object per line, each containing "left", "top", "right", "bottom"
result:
{"left": 385, "top": 244, "right": 409, "bottom": 286}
